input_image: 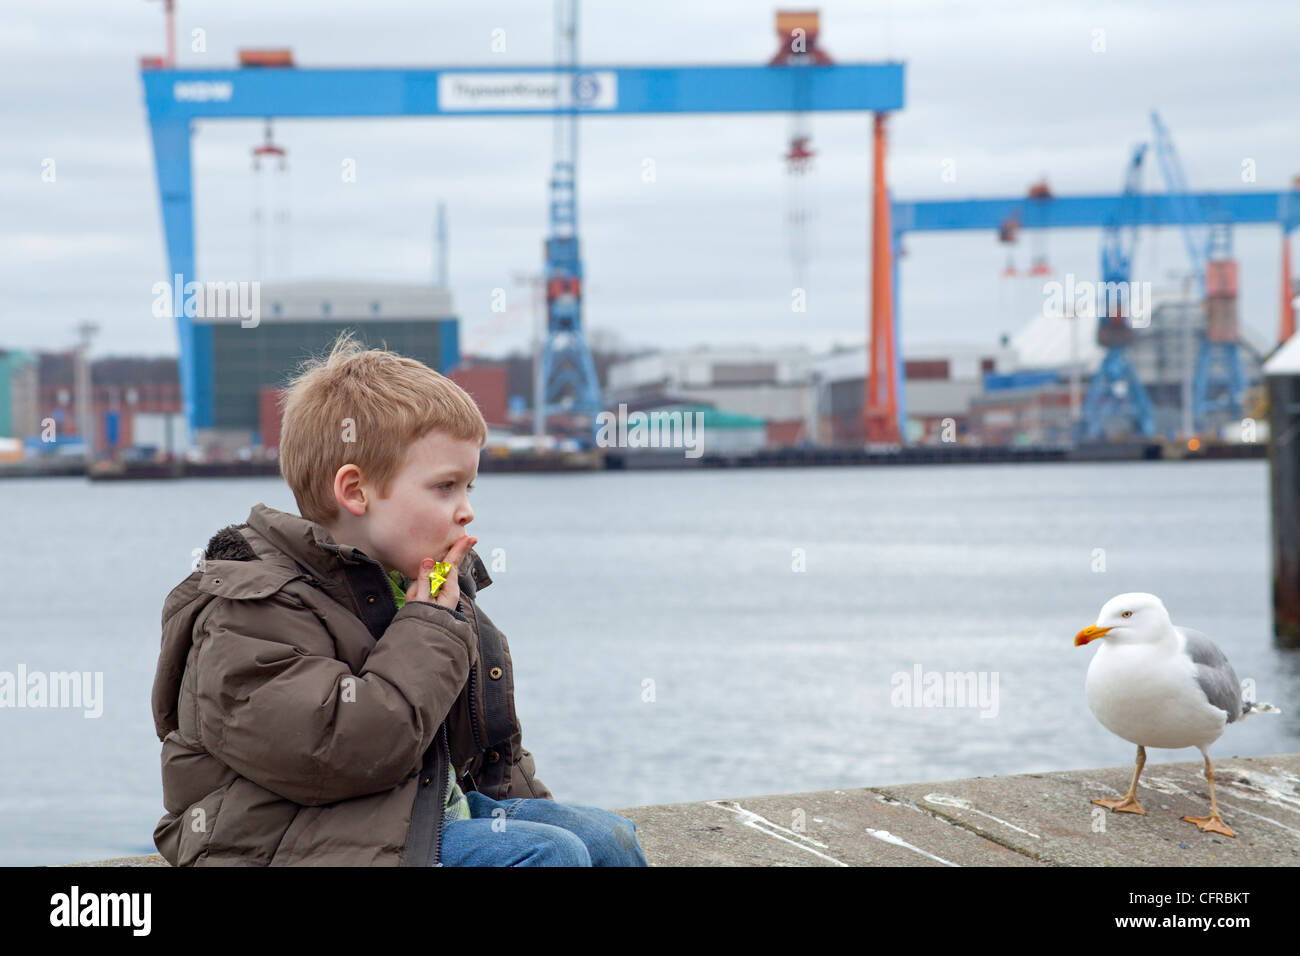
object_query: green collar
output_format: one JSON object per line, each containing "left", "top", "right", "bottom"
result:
{"left": 386, "top": 569, "right": 408, "bottom": 609}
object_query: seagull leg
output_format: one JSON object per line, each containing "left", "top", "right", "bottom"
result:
{"left": 1093, "top": 745, "right": 1147, "bottom": 814}
{"left": 1182, "top": 754, "right": 1235, "bottom": 837}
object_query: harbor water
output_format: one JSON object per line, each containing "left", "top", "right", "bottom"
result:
{"left": 2, "top": 459, "right": 1298, "bottom": 865}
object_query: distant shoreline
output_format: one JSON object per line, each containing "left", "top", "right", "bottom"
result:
{"left": 0, "top": 440, "right": 1266, "bottom": 481}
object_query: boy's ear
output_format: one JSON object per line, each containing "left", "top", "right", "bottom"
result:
{"left": 334, "top": 463, "right": 369, "bottom": 517}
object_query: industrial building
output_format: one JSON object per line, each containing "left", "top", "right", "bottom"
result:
{"left": 969, "top": 291, "right": 1272, "bottom": 444}
{"left": 815, "top": 341, "right": 1015, "bottom": 444}
{"left": 606, "top": 346, "right": 818, "bottom": 447}
{"left": 1119, "top": 294, "right": 1271, "bottom": 435}
{"left": 447, "top": 361, "right": 510, "bottom": 430}
{"left": 608, "top": 340, "right": 1019, "bottom": 448}
{"left": 807, "top": 287, "right": 1275, "bottom": 447}
{"left": 198, "top": 280, "right": 461, "bottom": 455}
{"left": 0, "top": 350, "right": 184, "bottom": 458}
{"left": 0, "top": 280, "right": 461, "bottom": 462}
{"left": 0, "top": 349, "right": 39, "bottom": 446}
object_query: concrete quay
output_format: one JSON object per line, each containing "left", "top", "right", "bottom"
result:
{"left": 60, "top": 753, "right": 1300, "bottom": 867}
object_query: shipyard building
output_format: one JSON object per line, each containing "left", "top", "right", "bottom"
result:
{"left": 198, "top": 280, "right": 461, "bottom": 454}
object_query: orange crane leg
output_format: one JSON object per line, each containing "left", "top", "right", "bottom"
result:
{"left": 864, "top": 112, "right": 899, "bottom": 443}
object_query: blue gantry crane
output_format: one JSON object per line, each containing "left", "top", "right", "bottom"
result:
{"left": 892, "top": 122, "right": 1300, "bottom": 443}
{"left": 1079, "top": 141, "right": 1156, "bottom": 439}
{"left": 139, "top": 19, "right": 903, "bottom": 447}
{"left": 1149, "top": 111, "right": 1248, "bottom": 429}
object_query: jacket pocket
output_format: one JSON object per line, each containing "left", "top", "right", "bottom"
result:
{"left": 515, "top": 748, "right": 553, "bottom": 800}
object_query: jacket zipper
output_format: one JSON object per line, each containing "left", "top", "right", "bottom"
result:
{"left": 458, "top": 586, "right": 485, "bottom": 789}
{"left": 431, "top": 721, "right": 449, "bottom": 867}
{"left": 467, "top": 662, "right": 485, "bottom": 753}
{"left": 461, "top": 591, "right": 487, "bottom": 791}
{"left": 436, "top": 657, "right": 483, "bottom": 864}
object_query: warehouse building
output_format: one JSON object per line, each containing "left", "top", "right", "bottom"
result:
{"left": 606, "top": 346, "right": 817, "bottom": 447}
{"left": 198, "top": 280, "right": 461, "bottom": 454}
{"left": 1, "top": 351, "right": 185, "bottom": 459}
{"left": 968, "top": 291, "right": 1272, "bottom": 442}
{"left": 814, "top": 341, "right": 1016, "bottom": 444}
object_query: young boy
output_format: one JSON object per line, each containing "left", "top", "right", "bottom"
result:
{"left": 150, "top": 330, "right": 647, "bottom": 866}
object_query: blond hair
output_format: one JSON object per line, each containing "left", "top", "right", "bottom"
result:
{"left": 278, "top": 330, "right": 486, "bottom": 524}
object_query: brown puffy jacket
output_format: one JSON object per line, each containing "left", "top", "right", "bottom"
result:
{"left": 151, "top": 502, "right": 552, "bottom": 866}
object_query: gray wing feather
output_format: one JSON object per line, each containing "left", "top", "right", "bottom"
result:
{"left": 1177, "top": 626, "right": 1243, "bottom": 721}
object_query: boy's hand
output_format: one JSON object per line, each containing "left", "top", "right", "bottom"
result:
{"left": 405, "top": 535, "right": 477, "bottom": 611}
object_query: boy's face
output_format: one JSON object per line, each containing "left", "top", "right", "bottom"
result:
{"left": 363, "top": 428, "right": 478, "bottom": 580}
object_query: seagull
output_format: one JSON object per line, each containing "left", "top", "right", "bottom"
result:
{"left": 1075, "top": 592, "right": 1280, "bottom": 838}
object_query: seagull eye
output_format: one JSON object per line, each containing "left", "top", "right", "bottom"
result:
{"left": 1121, "top": 610, "right": 1133, "bottom": 618}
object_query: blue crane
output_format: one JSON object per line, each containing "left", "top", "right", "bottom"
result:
{"left": 1079, "top": 141, "right": 1156, "bottom": 439}
{"left": 537, "top": 0, "right": 604, "bottom": 445}
{"left": 893, "top": 163, "right": 1300, "bottom": 444}
{"left": 1149, "top": 111, "right": 1247, "bottom": 430}
{"left": 1149, "top": 112, "right": 1213, "bottom": 296}
{"left": 140, "top": 55, "right": 902, "bottom": 444}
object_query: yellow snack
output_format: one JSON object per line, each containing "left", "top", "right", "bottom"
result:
{"left": 428, "top": 561, "right": 454, "bottom": 597}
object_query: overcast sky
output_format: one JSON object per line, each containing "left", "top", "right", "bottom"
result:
{"left": 4, "top": 0, "right": 1298, "bottom": 363}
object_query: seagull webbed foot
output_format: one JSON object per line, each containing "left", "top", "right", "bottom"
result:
{"left": 1181, "top": 812, "right": 1235, "bottom": 837}
{"left": 1092, "top": 795, "right": 1146, "bottom": 815}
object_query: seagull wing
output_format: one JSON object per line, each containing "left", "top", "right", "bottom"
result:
{"left": 1177, "top": 626, "right": 1243, "bottom": 722}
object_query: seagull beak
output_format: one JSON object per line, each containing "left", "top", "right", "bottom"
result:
{"left": 1074, "top": 624, "right": 1113, "bottom": 646}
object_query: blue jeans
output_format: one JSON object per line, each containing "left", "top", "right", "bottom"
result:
{"left": 439, "top": 790, "right": 648, "bottom": 866}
